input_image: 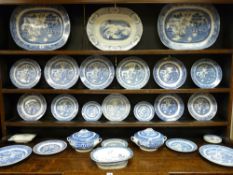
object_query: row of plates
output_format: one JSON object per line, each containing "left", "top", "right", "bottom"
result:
{"left": 10, "top": 56, "right": 223, "bottom": 90}
{"left": 9, "top": 5, "right": 220, "bottom": 51}
{"left": 17, "top": 93, "right": 217, "bottom": 122}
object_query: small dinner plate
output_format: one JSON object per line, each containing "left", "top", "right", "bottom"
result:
{"left": 82, "top": 101, "right": 102, "bottom": 121}
{"left": 133, "top": 101, "right": 154, "bottom": 121}
{"left": 166, "top": 138, "right": 197, "bottom": 153}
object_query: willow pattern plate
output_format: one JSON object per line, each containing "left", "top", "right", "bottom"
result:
{"left": 153, "top": 57, "right": 187, "bottom": 89}
{"left": 82, "top": 101, "right": 102, "bottom": 121}
{"left": 116, "top": 57, "right": 150, "bottom": 89}
{"left": 199, "top": 144, "right": 233, "bottom": 167}
{"left": 17, "top": 94, "right": 47, "bottom": 121}
{"left": 133, "top": 101, "right": 154, "bottom": 121}
{"left": 154, "top": 94, "right": 184, "bottom": 121}
{"left": 33, "top": 139, "right": 67, "bottom": 155}
{"left": 157, "top": 4, "right": 220, "bottom": 50}
{"left": 10, "top": 6, "right": 70, "bottom": 51}
{"left": 102, "top": 94, "right": 131, "bottom": 121}
{"left": 10, "top": 59, "right": 41, "bottom": 89}
{"left": 166, "top": 138, "right": 197, "bottom": 153}
{"left": 51, "top": 94, "right": 79, "bottom": 121}
{"left": 86, "top": 7, "right": 143, "bottom": 51}
{"left": 188, "top": 93, "right": 217, "bottom": 121}
{"left": 0, "top": 145, "right": 32, "bottom": 167}
{"left": 191, "top": 59, "right": 222, "bottom": 88}
{"left": 80, "top": 56, "right": 115, "bottom": 89}
{"left": 44, "top": 55, "right": 79, "bottom": 89}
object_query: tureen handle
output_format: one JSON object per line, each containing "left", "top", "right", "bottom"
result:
{"left": 131, "top": 136, "right": 139, "bottom": 145}
{"left": 163, "top": 136, "right": 167, "bottom": 142}
{"left": 94, "top": 137, "right": 102, "bottom": 146}
{"left": 67, "top": 136, "right": 71, "bottom": 142}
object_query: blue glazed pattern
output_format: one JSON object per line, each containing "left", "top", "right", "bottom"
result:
{"left": 166, "top": 138, "right": 197, "bottom": 153}
{"left": 82, "top": 101, "right": 102, "bottom": 121}
{"left": 134, "top": 101, "right": 154, "bottom": 121}
{"left": 10, "top": 6, "right": 70, "bottom": 50}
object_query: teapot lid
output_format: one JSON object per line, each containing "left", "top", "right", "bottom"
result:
{"left": 70, "top": 129, "right": 98, "bottom": 140}
{"left": 137, "top": 128, "right": 161, "bottom": 138}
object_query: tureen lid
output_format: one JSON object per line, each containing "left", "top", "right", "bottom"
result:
{"left": 69, "top": 129, "right": 99, "bottom": 141}
{"left": 136, "top": 128, "right": 163, "bottom": 139}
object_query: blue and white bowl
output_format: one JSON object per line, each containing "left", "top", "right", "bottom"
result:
{"left": 67, "top": 129, "right": 102, "bottom": 152}
{"left": 131, "top": 128, "right": 167, "bottom": 151}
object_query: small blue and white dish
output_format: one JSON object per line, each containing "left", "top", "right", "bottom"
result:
{"left": 17, "top": 94, "right": 47, "bottom": 121}
{"left": 133, "top": 101, "right": 154, "bottom": 121}
{"left": 51, "top": 94, "right": 79, "bottom": 121}
{"left": 153, "top": 57, "right": 187, "bottom": 89}
{"left": 10, "top": 59, "right": 41, "bottom": 89}
{"left": 199, "top": 144, "right": 233, "bottom": 167}
{"left": 188, "top": 93, "right": 217, "bottom": 121}
{"left": 33, "top": 139, "right": 67, "bottom": 156}
{"left": 157, "top": 4, "right": 220, "bottom": 50}
{"left": 116, "top": 57, "right": 150, "bottom": 89}
{"left": 0, "top": 145, "right": 32, "bottom": 167}
{"left": 82, "top": 101, "right": 102, "bottom": 121}
{"left": 10, "top": 6, "right": 70, "bottom": 50}
{"left": 101, "top": 138, "right": 128, "bottom": 148}
{"left": 80, "top": 55, "right": 115, "bottom": 89}
{"left": 131, "top": 128, "right": 167, "bottom": 152}
{"left": 86, "top": 7, "right": 143, "bottom": 51}
{"left": 154, "top": 94, "right": 184, "bottom": 121}
{"left": 165, "top": 138, "right": 197, "bottom": 153}
{"left": 191, "top": 59, "right": 222, "bottom": 88}
{"left": 67, "top": 129, "right": 102, "bottom": 152}
{"left": 44, "top": 55, "right": 79, "bottom": 89}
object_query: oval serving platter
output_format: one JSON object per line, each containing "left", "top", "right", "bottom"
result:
{"left": 101, "top": 138, "right": 128, "bottom": 147}
{"left": 10, "top": 6, "right": 70, "bottom": 50}
{"left": 82, "top": 101, "right": 102, "bottom": 121}
{"left": 0, "top": 145, "right": 32, "bottom": 167}
{"left": 166, "top": 138, "right": 197, "bottom": 153}
{"left": 157, "top": 4, "right": 220, "bottom": 50}
{"left": 86, "top": 7, "right": 143, "bottom": 51}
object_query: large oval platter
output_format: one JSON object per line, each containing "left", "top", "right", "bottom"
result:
{"left": 157, "top": 4, "right": 220, "bottom": 50}
{"left": 10, "top": 6, "right": 70, "bottom": 50}
{"left": 86, "top": 7, "right": 143, "bottom": 51}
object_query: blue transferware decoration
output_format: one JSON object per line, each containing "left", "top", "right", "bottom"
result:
{"left": 17, "top": 94, "right": 47, "bottom": 121}
{"left": 80, "top": 56, "right": 115, "bottom": 89}
{"left": 131, "top": 128, "right": 167, "bottom": 152}
{"left": 191, "top": 59, "right": 222, "bottom": 88}
{"left": 10, "top": 59, "right": 41, "bottom": 89}
{"left": 51, "top": 94, "right": 79, "bottom": 121}
{"left": 102, "top": 94, "right": 131, "bottom": 121}
{"left": 157, "top": 4, "right": 220, "bottom": 50}
{"left": 44, "top": 55, "right": 79, "bottom": 89}
{"left": 153, "top": 57, "right": 187, "bottom": 89}
{"left": 10, "top": 6, "right": 70, "bottom": 50}
{"left": 101, "top": 138, "right": 128, "bottom": 148}
{"left": 165, "top": 138, "right": 197, "bottom": 153}
{"left": 0, "top": 145, "right": 32, "bottom": 167}
{"left": 33, "top": 139, "right": 67, "bottom": 156}
{"left": 67, "top": 129, "right": 102, "bottom": 152}
{"left": 199, "top": 144, "right": 233, "bottom": 167}
{"left": 86, "top": 7, "right": 143, "bottom": 51}
{"left": 154, "top": 94, "right": 184, "bottom": 121}
{"left": 82, "top": 101, "right": 102, "bottom": 121}
{"left": 133, "top": 101, "right": 155, "bottom": 121}
{"left": 116, "top": 57, "right": 150, "bottom": 89}
{"left": 188, "top": 93, "right": 217, "bottom": 121}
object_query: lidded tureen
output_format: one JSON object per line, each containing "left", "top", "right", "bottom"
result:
{"left": 131, "top": 128, "right": 167, "bottom": 151}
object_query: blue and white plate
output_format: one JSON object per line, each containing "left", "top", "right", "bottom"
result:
{"left": 157, "top": 4, "right": 220, "bottom": 50}
{"left": 17, "top": 94, "right": 47, "bottom": 121}
{"left": 166, "top": 138, "right": 197, "bottom": 153}
{"left": 0, "top": 145, "right": 32, "bottom": 167}
{"left": 51, "top": 94, "right": 79, "bottom": 121}
{"left": 154, "top": 94, "right": 184, "bottom": 121}
{"left": 199, "top": 144, "right": 233, "bottom": 167}
{"left": 86, "top": 7, "right": 143, "bottom": 51}
{"left": 33, "top": 139, "right": 67, "bottom": 155}
{"left": 80, "top": 56, "right": 115, "bottom": 89}
{"left": 44, "top": 55, "right": 79, "bottom": 89}
{"left": 10, "top": 59, "right": 41, "bottom": 89}
{"left": 10, "top": 6, "right": 70, "bottom": 51}
{"left": 133, "top": 101, "right": 154, "bottom": 121}
{"left": 153, "top": 57, "right": 187, "bottom": 89}
{"left": 188, "top": 93, "right": 217, "bottom": 121}
{"left": 102, "top": 94, "right": 131, "bottom": 121}
{"left": 82, "top": 101, "right": 102, "bottom": 121}
{"left": 116, "top": 57, "right": 150, "bottom": 89}
{"left": 101, "top": 138, "right": 128, "bottom": 147}
{"left": 191, "top": 59, "right": 222, "bottom": 88}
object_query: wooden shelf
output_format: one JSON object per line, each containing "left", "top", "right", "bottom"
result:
{"left": 5, "top": 120, "right": 228, "bottom": 128}
{"left": 2, "top": 88, "right": 230, "bottom": 94}
{"left": 0, "top": 49, "right": 231, "bottom": 56}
